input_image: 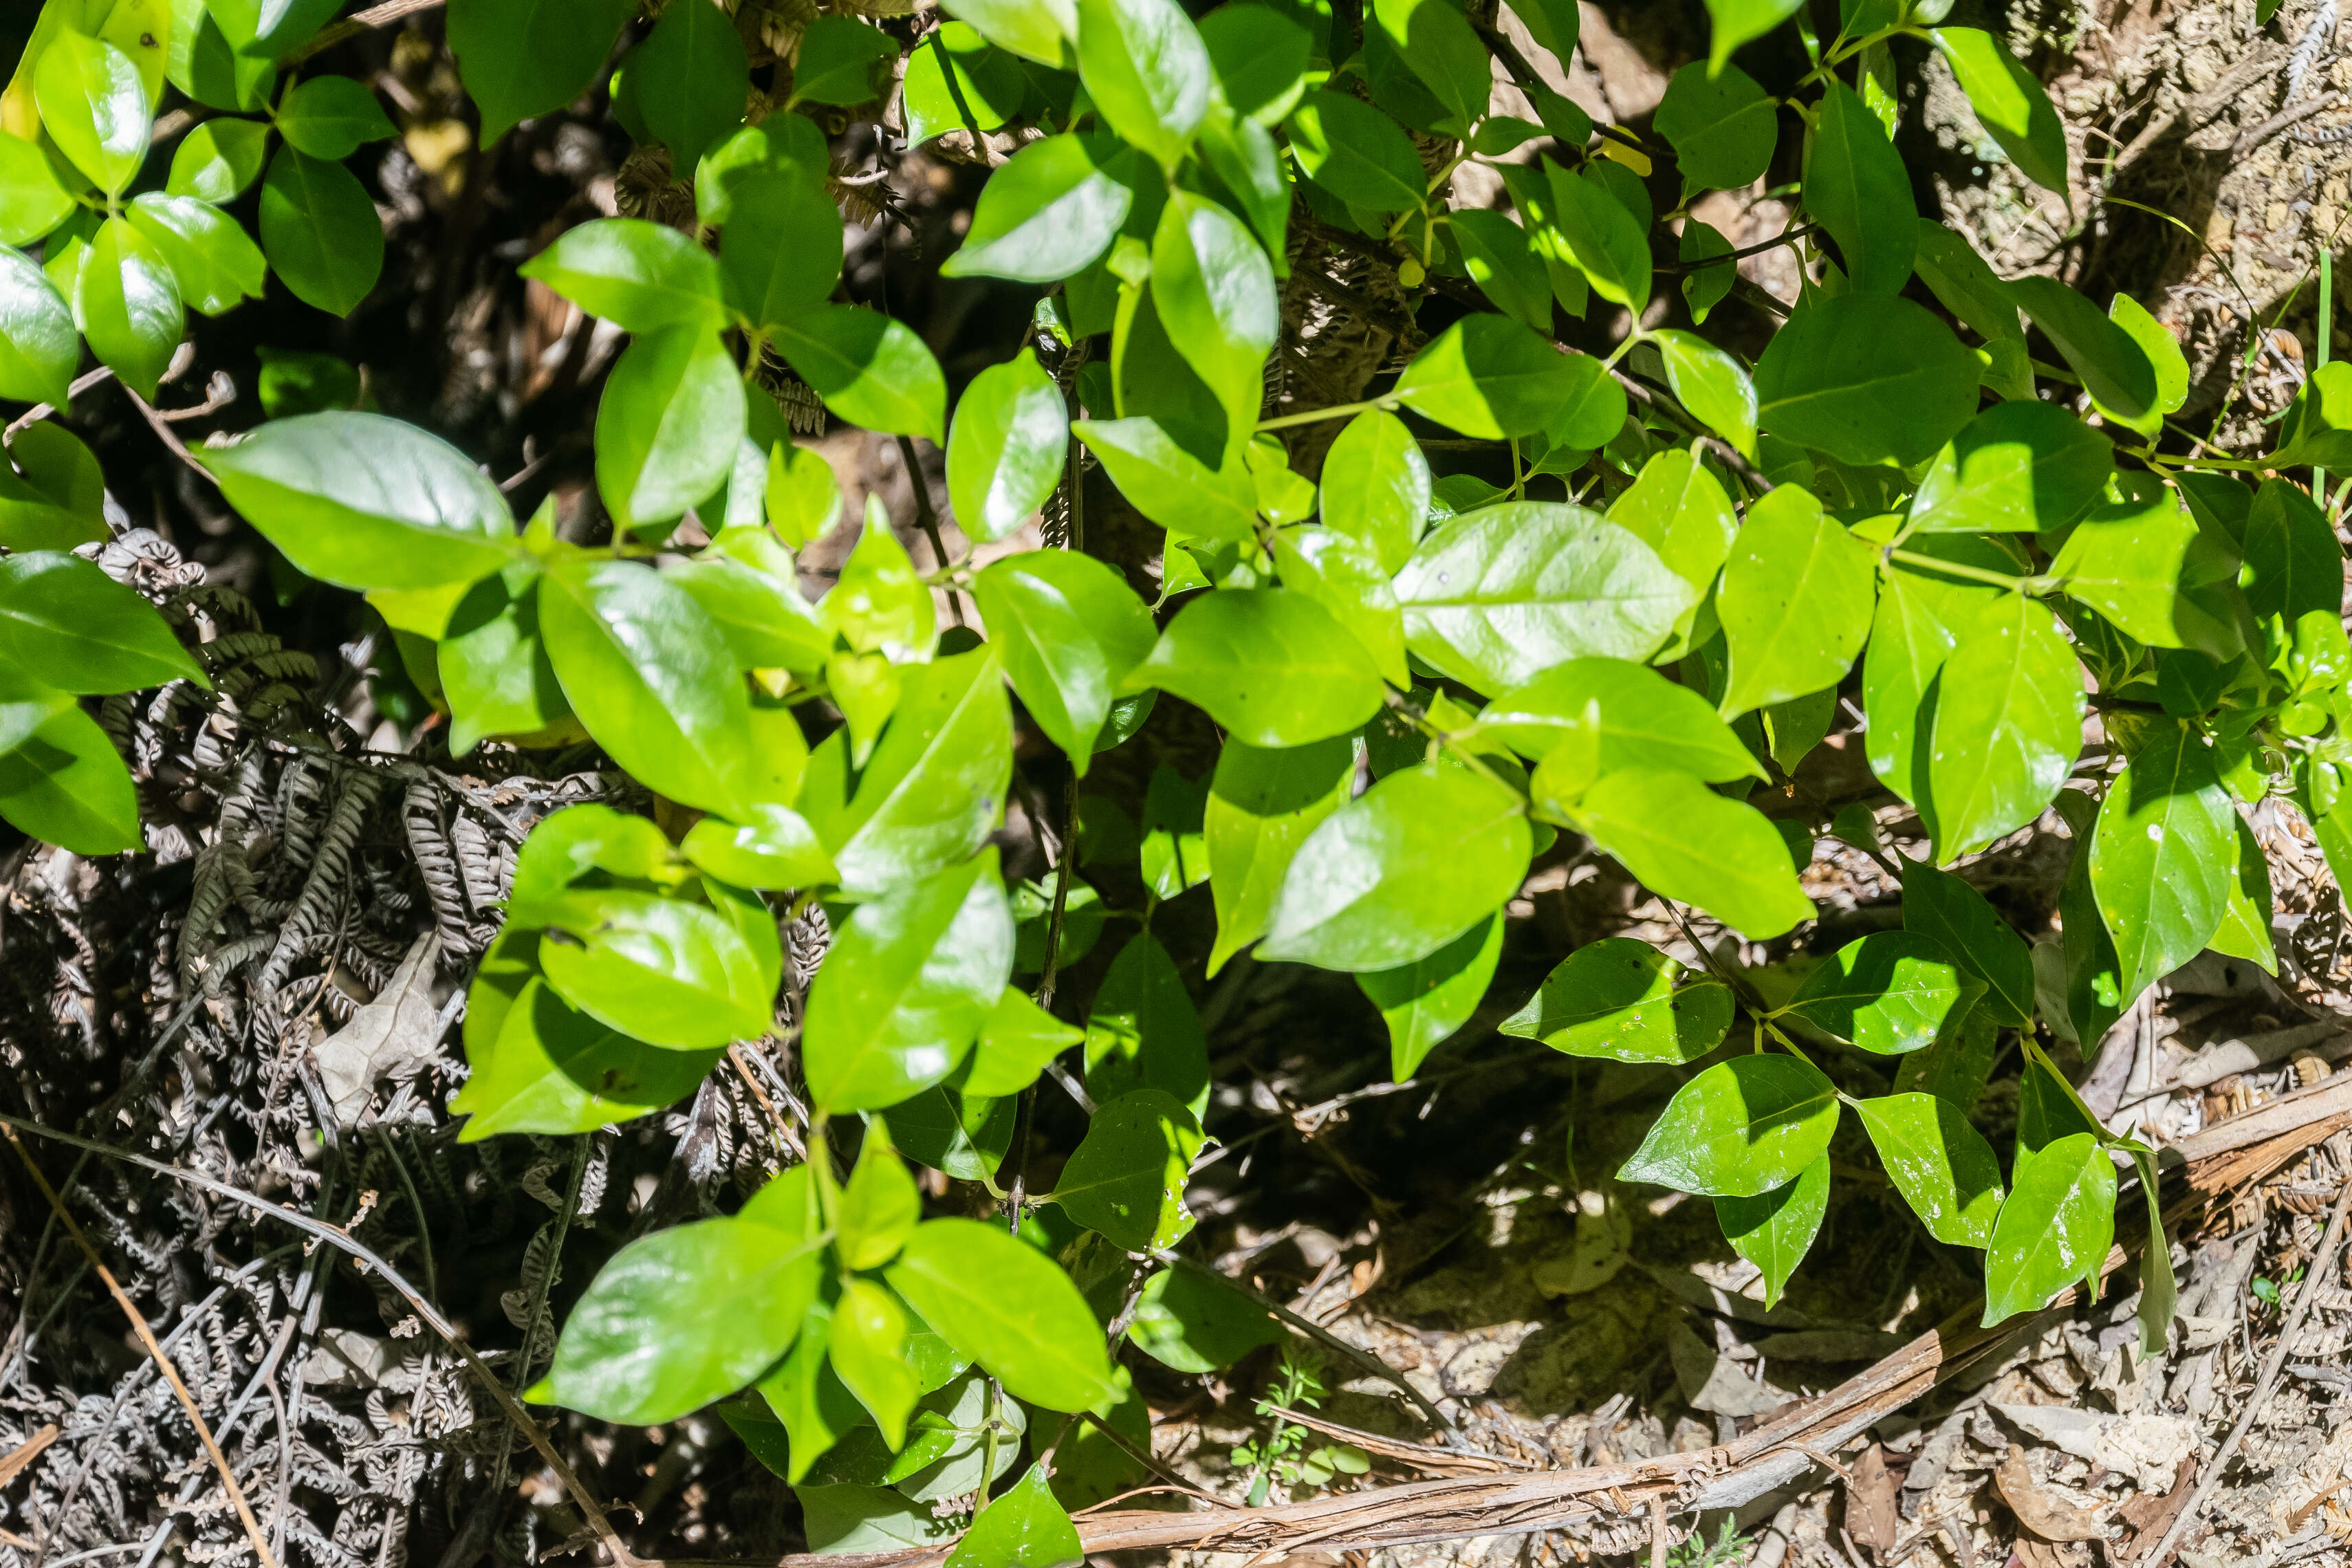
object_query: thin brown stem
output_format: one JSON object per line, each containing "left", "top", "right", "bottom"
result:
{"left": 896, "top": 434, "right": 966, "bottom": 627}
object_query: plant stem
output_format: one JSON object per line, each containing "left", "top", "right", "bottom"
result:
{"left": 1256, "top": 398, "right": 1389, "bottom": 433}
{"left": 1885, "top": 547, "right": 2055, "bottom": 595}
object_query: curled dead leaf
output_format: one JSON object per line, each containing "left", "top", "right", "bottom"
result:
{"left": 1996, "top": 1444, "right": 2111, "bottom": 1544}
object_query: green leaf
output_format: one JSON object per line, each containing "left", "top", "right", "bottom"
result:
{"left": 1714, "top": 1155, "right": 1827, "bottom": 1309}
{"left": 2089, "top": 721, "right": 2236, "bottom": 1004}
{"left": 1393, "top": 316, "right": 1578, "bottom": 440}
{"left": 774, "top": 305, "right": 948, "bottom": 442}
{"left": 536, "top": 887, "right": 772, "bottom": 1047}
{"left": 1853, "top": 1092, "right": 2003, "bottom": 1248}
{"left": 1369, "top": 0, "right": 1490, "bottom": 133}
{"left": 1318, "top": 409, "right": 1429, "bottom": 574}
{"left": 1540, "top": 162, "right": 1652, "bottom": 315}
{"left": 1476, "top": 657, "right": 1762, "bottom": 781}
{"left": 1933, "top": 28, "right": 2066, "bottom": 195}
{"left": 1125, "top": 1265, "right": 1281, "bottom": 1372}
{"left": 0, "top": 706, "right": 140, "bottom": 855}
{"left": 973, "top": 548, "right": 1156, "bottom": 768}
{"left": 1571, "top": 767, "right": 1814, "bottom": 937}
{"left": 1084, "top": 930, "right": 1210, "bottom": 1114}
{"left": 34, "top": 31, "right": 149, "bottom": 196}
{"left": 2005, "top": 276, "right": 2158, "bottom": 422}
{"left": 2242, "top": 477, "right": 2344, "bottom": 627}
{"left": 792, "top": 17, "right": 898, "bottom": 105}
{"left": 274, "top": 74, "right": 395, "bottom": 159}
{"left": 596, "top": 327, "right": 747, "bottom": 532}
{"left": 208, "top": 0, "right": 344, "bottom": 58}
{"left": 1124, "top": 588, "right": 1384, "bottom": 746}
{"left": 76, "top": 217, "right": 182, "bottom": 402}
{"left": 876, "top": 1084, "right": 1016, "bottom": 1182}
{"left": 2273, "top": 361, "right": 2352, "bottom": 468}
{"left": 801, "top": 649, "right": 1014, "bottom": 894}
{"left": 839, "top": 1138, "right": 923, "bottom": 1271}
{"left": 1270, "top": 525, "right": 1406, "bottom": 684}
{"left": 0, "top": 248, "right": 76, "bottom": 408}
{"left": 632, "top": 0, "right": 749, "bottom": 172}
{"left": 202, "top": 412, "right": 516, "bottom": 590}
{"left": 1927, "top": 592, "right": 2083, "bottom": 860}
{"left": 1717, "top": 486, "right": 1875, "bottom": 717}
{"left": 1654, "top": 61, "right": 1776, "bottom": 192}
{"left": 2210, "top": 815, "right": 2277, "bottom": 974}
{"left": 682, "top": 803, "right": 836, "bottom": 889}
{"left": 939, "top": 0, "right": 1076, "bottom": 67}
{"left": 902, "top": 23, "right": 1027, "bottom": 145}
{"left": 942, "top": 133, "right": 1141, "bottom": 283}
{"left": 521, "top": 217, "right": 726, "bottom": 334}
{"left": 1620, "top": 1054, "right": 1840, "bottom": 1197}
{"left": 1902, "top": 862, "right": 2034, "bottom": 1026}
{"left": 699, "top": 116, "right": 831, "bottom": 226}
{"left": 1499, "top": 937, "right": 1734, "bottom": 1064}
{"left": 1679, "top": 220, "right": 1734, "bottom": 325}
{"left": 765, "top": 440, "right": 844, "bottom": 547}
{"left": 1805, "top": 80, "right": 1913, "bottom": 293}
{"left": 452, "top": 977, "right": 719, "bottom": 1140}
{"left": 1052, "top": 1088, "right": 1205, "bottom": 1250}
{"left": 1981, "top": 1132, "right": 2113, "bottom": 1322}
{"left": 948, "top": 1461, "right": 1083, "bottom": 1568}
{"left": 887, "top": 1218, "right": 1118, "bottom": 1412}
{"left": 1701, "top": 0, "right": 1804, "bottom": 71}
{"left": 543, "top": 1215, "right": 819, "bottom": 1424}
{"left": 0, "top": 129, "right": 74, "bottom": 243}
{"left": 823, "top": 502, "right": 936, "bottom": 660}
{"left": 722, "top": 172, "right": 844, "bottom": 333}
{"left": 1204, "top": 735, "right": 1354, "bottom": 976}
{"left": 965, "top": 986, "right": 1083, "bottom": 1097}
{"left": 668, "top": 556, "right": 831, "bottom": 676}
{"left": 1195, "top": 109, "right": 1291, "bottom": 265}
{"left": 1075, "top": 0, "right": 1211, "bottom": 168}
{"left": 1393, "top": 502, "right": 1695, "bottom": 694}
{"left": 1152, "top": 189, "right": 1277, "bottom": 431}
{"left": 1137, "top": 763, "right": 1209, "bottom": 900}
{"left": 1754, "top": 294, "right": 1981, "bottom": 466}
{"left": 1651, "top": 329, "right": 1756, "bottom": 457}
{"left": 1285, "top": 90, "right": 1424, "bottom": 212}
{"left": 1906, "top": 401, "right": 2111, "bottom": 534}
{"left": 1360, "top": 909, "right": 1503, "bottom": 1080}
{"left": 124, "top": 193, "right": 266, "bottom": 317}
{"left": 804, "top": 851, "right": 1014, "bottom": 1111}
{"left": 830, "top": 1278, "right": 919, "bottom": 1448}
{"left": 257, "top": 147, "right": 384, "bottom": 316}
{"left": 539, "top": 558, "right": 754, "bottom": 816}
{"left": 1259, "top": 761, "right": 1530, "bottom": 972}
{"left": 449, "top": 0, "right": 635, "bottom": 144}
{"left": 1072, "top": 415, "right": 1260, "bottom": 539}
{"left": 0, "top": 551, "right": 205, "bottom": 693}
{"left": 1449, "top": 208, "right": 1553, "bottom": 334}
{"left": 1784, "top": 930, "right": 1972, "bottom": 1055}
{"left": 947, "top": 349, "right": 1068, "bottom": 544}
{"left": 2097, "top": 292, "right": 2187, "bottom": 438}
{"left": 1198, "top": 3, "right": 1309, "bottom": 124}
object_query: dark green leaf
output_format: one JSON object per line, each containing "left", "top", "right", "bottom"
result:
{"left": 275, "top": 74, "right": 395, "bottom": 159}
{"left": 1084, "top": 930, "right": 1210, "bottom": 1114}
{"left": 1620, "top": 1054, "right": 1840, "bottom": 1197}
{"left": 1701, "top": 0, "right": 1804, "bottom": 70}
{"left": 2089, "top": 721, "right": 2236, "bottom": 1004}
{"left": 1714, "top": 1155, "right": 1827, "bottom": 1309}
{"left": 449, "top": 0, "right": 636, "bottom": 144}
{"left": 1805, "top": 80, "right": 1913, "bottom": 293}
{"left": 1902, "top": 862, "right": 2034, "bottom": 1025}
{"left": 1198, "top": 3, "right": 1309, "bottom": 124}
{"left": 1052, "top": 1088, "right": 1205, "bottom": 1250}
{"left": 1368, "top": 0, "right": 1490, "bottom": 133}
{"left": 723, "top": 173, "right": 844, "bottom": 332}
{"left": 1933, "top": 28, "right": 2066, "bottom": 195}
{"left": 1854, "top": 1092, "right": 2003, "bottom": 1247}
{"left": 1654, "top": 61, "right": 1776, "bottom": 191}
{"left": 124, "top": 193, "right": 266, "bottom": 317}
{"left": 257, "top": 147, "right": 385, "bottom": 316}
{"left": 2242, "top": 477, "right": 2344, "bottom": 627}
{"left": 1754, "top": 294, "right": 1981, "bottom": 466}
{"left": 2005, "top": 276, "right": 2157, "bottom": 422}
{"left": 632, "top": 0, "right": 750, "bottom": 172}
{"left": 792, "top": 17, "right": 898, "bottom": 106}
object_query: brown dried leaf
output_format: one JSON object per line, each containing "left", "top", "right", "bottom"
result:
{"left": 1996, "top": 1445, "right": 2111, "bottom": 1544}
{"left": 1845, "top": 1443, "right": 1900, "bottom": 1551}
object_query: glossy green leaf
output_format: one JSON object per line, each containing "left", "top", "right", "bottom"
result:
{"left": 1717, "top": 486, "right": 1875, "bottom": 717}
{"left": 1934, "top": 28, "right": 2066, "bottom": 195}
{"left": 1270, "top": 525, "right": 1405, "bottom": 684}
{"left": 449, "top": 0, "right": 636, "bottom": 144}
{"left": 829, "top": 1278, "right": 918, "bottom": 1448}
{"left": 519, "top": 218, "right": 726, "bottom": 334}
{"left": 1318, "top": 409, "right": 1429, "bottom": 574}
{"left": 902, "top": 23, "right": 1027, "bottom": 145}
{"left": 1927, "top": 591, "right": 2083, "bottom": 860}
{"left": 2242, "top": 477, "right": 2344, "bottom": 627}
{"left": 722, "top": 173, "right": 844, "bottom": 333}
{"left": 804, "top": 851, "right": 1014, "bottom": 1111}
{"left": 76, "top": 217, "right": 182, "bottom": 402}
{"left": 1360, "top": 909, "right": 1503, "bottom": 1080}
{"left": 0, "top": 706, "right": 140, "bottom": 855}
{"left": 1084, "top": 930, "right": 1209, "bottom": 1113}
{"left": 1124, "top": 588, "right": 1384, "bottom": 746}
{"left": 1125, "top": 1265, "right": 1281, "bottom": 1372}
{"left": 682, "top": 803, "right": 836, "bottom": 889}
{"left": 1982, "top": 1132, "right": 2113, "bottom": 1322}
{"left": 1654, "top": 61, "right": 1776, "bottom": 191}
{"left": 1448, "top": 208, "right": 1552, "bottom": 334}
{"left": 1651, "top": 329, "right": 1757, "bottom": 457}
{"left": 1714, "top": 1155, "right": 1827, "bottom": 1309}
{"left": 124, "top": 193, "right": 265, "bottom": 317}
{"left": 1540, "top": 161, "right": 1651, "bottom": 314}
{"left": 0, "top": 551, "right": 204, "bottom": 693}
{"left": 876, "top": 1084, "right": 1016, "bottom": 1183}
{"left": 1906, "top": 401, "right": 2111, "bottom": 534}
{"left": 1393, "top": 503, "right": 1692, "bottom": 694}
{"left": 946, "top": 350, "right": 1067, "bottom": 543}
{"left": 1607, "top": 450, "right": 1739, "bottom": 635}
{"left": 275, "top": 74, "right": 395, "bottom": 159}
{"left": 838, "top": 1138, "right": 923, "bottom": 1271}
{"left": 1785, "top": 930, "right": 1972, "bottom": 1055}
{"left": 1393, "top": 316, "right": 1576, "bottom": 440}
{"left": 2096, "top": 292, "right": 2187, "bottom": 438}
{"left": 1854, "top": 1092, "right": 2003, "bottom": 1248}
{"left": 202, "top": 412, "right": 516, "bottom": 590}
{"left": 774, "top": 305, "right": 948, "bottom": 442}
{"left": 1204, "top": 735, "right": 1354, "bottom": 976}
{"left": 1902, "top": 861, "right": 2034, "bottom": 1026}
{"left": 536, "top": 887, "right": 773, "bottom": 1047}
{"left": 1805, "top": 80, "right": 1913, "bottom": 294}
{"left": 1053, "top": 1088, "right": 1204, "bottom": 1250}
{"left": 541, "top": 1215, "right": 819, "bottom": 1424}
{"left": 1259, "top": 761, "right": 1530, "bottom": 972}
{"left": 939, "top": 0, "right": 1076, "bottom": 66}
{"left": 801, "top": 649, "right": 1014, "bottom": 893}
{"left": 1135, "top": 763, "right": 1208, "bottom": 902}
{"left": 257, "top": 147, "right": 384, "bottom": 316}
{"left": 2089, "top": 721, "right": 2236, "bottom": 1004}
{"left": 2005, "top": 276, "right": 2157, "bottom": 422}
{"left": 947, "top": 1462, "right": 1082, "bottom": 1568}
{"left": 2210, "top": 815, "right": 2277, "bottom": 974}
{"left": 0, "top": 129, "right": 74, "bottom": 243}
{"left": 1285, "top": 90, "right": 1424, "bottom": 212}
{"left": 792, "top": 17, "right": 898, "bottom": 105}
{"left": 974, "top": 548, "right": 1156, "bottom": 767}
{"left": 2273, "top": 361, "right": 2352, "bottom": 468}
{"left": 942, "top": 133, "right": 1140, "bottom": 283}
{"left": 632, "top": 0, "right": 749, "bottom": 171}
{"left": 1369, "top": 0, "right": 1490, "bottom": 133}
{"left": 1073, "top": 415, "right": 1259, "bottom": 540}
{"left": 1620, "top": 1054, "right": 1840, "bottom": 1197}
{"left": 1702, "top": 0, "right": 1804, "bottom": 71}
{"left": 596, "top": 327, "right": 747, "bottom": 532}
{"left": 765, "top": 441, "right": 843, "bottom": 547}
{"left": 452, "top": 977, "right": 719, "bottom": 1140}
{"left": 1754, "top": 294, "right": 1981, "bottom": 466}
{"left": 1572, "top": 767, "right": 1814, "bottom": 937}
{"left": 1499, "top": 937, "right": 1735, "bottom": 1064}
{"left": 965, "top": 986, "right": 1084, "bottom": 1098}
{"left": 0, "top": 248, "right": 76, "bottom": 408}
{"left": 886, "top": 1218, "right": 1118, "bottom": 1412}
{"left": 1477, "top": 657, "right": 1761, "bottom": 781}
{"left": 1152, "top": 189, "right": 1278, "bottom": 431}
{"left": 1075, "top": 0, "right": 1211, "bottom": 168}
{"left": 668, "top": 556, "right": 831, "bottom": 675}
{"left": 34, "top": 31, "right": 149, "bottom": 196}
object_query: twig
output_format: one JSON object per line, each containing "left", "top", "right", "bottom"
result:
{"left": 118, "top": 381, "right": 214, "bottom": 480}
{"left": 1650, "top": 1494, "right": 1669, "bottom": 1568}
{"left": 1656, "top": 224, "right": 1823, "bottom": 274}
{"left": 0, "top": 1111, "right": 646, "bottom": 1568}
{"left": 285, "top": 0, "right": 446, "bottom": 64}
{"left": 1, "top": 1125, "right": 285, "bottom": 1568}
{"left": 1077, "top": 1411, "right": 1221, "bottom": 1507}
{"left": 2142, "top": 1158, "right": 2352, "bottom": 1568}
{"left": 5, "top": 368, "right": 115, "bottom": 437}
{"left": 2234, "top": 92, "right": 2344, "bottom": 155}
{"left": 895, "top": 434, "right": 966, "bottom": 627}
